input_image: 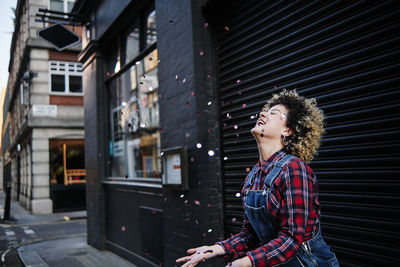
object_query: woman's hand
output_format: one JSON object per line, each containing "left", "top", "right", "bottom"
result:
{"left": 176, "top": 244, "right": 224, "bottom": 267}
{"left": 226, "top": 256, "right": 252, "bottom": 267}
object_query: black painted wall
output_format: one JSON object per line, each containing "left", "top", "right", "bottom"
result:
{"left": 156, "top": 0, "right": 224, "bottom": 266}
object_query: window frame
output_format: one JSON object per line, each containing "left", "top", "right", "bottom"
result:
{"left": 49, "top": 61, "right": 84, "bottom": 96}
{"left": 48, "top": 0, "right": 75, "bottom": 13}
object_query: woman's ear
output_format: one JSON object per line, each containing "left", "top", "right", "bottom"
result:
{"left": 282, "top": 127, "right": 293, "bottom": 137}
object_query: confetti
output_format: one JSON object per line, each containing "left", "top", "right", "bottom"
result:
{"left": 185, "top": 133, "right": 190, "bottom": 138}
{"left": 236, "top": 133, "right": 240, "bottom": 138}
{"left": 127, "top": 122, "right": 132, "bottom": 128}
{"left": 225, "top": 26, "right": 230, "bottom": 31}
{"left": 191, "top": 92, "right": 195, "bottom": 96}
{"left": 183, "top": 78, "right": 186, "bottom": 83}
{"left": 242, "top": 104, "right": 247, "bottom": 108}
{"left": 260, "top": 134, "right": 264, "bottom": 137}
{"left": 261, "top": 129, "right": 264, "bottom": 132}
{"left": 224, "top": 156, "right": 228, "bottom": 160}
{"left": 121, "top": 102, "right": 127, "bottom": 107}
{"left": 208, "top": 101, "right": 212, "bottom": 106}
{"left": 232, "top": 218, "right": 237, "bottom": 222}
{"left": 152, "top": 209, "right": 157, "bottom": 214}
{"left": 121, "top": 226, "right": 126, "bottom": 231}
{"left": 238, "top": 90, "right": 242, "bottom": 95}
{"left": 207, "top": 204, "right": 211, "bottom": 207}
{"left": 194, "top": 200, "right": 201, "bottom": 206}
{"left": 180, "top": 194, "right": 185, "bottom": 198}
{"left": 208, "top": 150, "right": 215, "bottom": 156}
{"left": 125, "top": 175, "right": 128, "bottom": 179}
{"left": 140, "top": 122, "right": 146, "bottom": 128}
{"left": 236, "top": 79, "right": 241, "bottom": 84}
{"left": 106, "top": 72, "right": 111, "bottom": 76}
{"left": 148, "top": 57, "right": 153, "bottom": 61}
{"left": 184, "top": 200, "right": 188, "bottom": 204}
{"left": 186, "top": 101, "right": 191, "bottom": 107}
{"left": 207, "top": 74, "right": 211, "bottom": 78}
{"left": 208, "top": 228, "right": 213, "bottom": 233}
{"left": 175, "top": 75, "right": 179, "bottom": 80}
{"left": 142, "top": 74, "right": 146, "bottom": 78}
{"left": 203, "top": 22, "right": 209, "bottom": 28}
{"left": 223, "top": 123, "right": 227, "bottom": 127}
{"left": 170, "top": 20, "right": 174, "bottom": 23}
{"left": 208, "top": 129, "right": 211, "bottom": 133}
{"left": 160, "top": 152, "right": 164, "bottom": 157}
{"left": 164, "top": 197, "right": 168, "bottom": 202}
{"left": 191, "top": 157, "right": 195, "bottom": 162}
{"left": 196, "top": 143, "right": 202, "bottom": 149}
{"left": 236, "top": 193, "right": 241, "bottom": 197}
{"left": 246, "top": 167, "right": 251, "bottom": 172}
{"left": 200, "top": 51, "right": 204, "bottom": 56}
{"left": 135, "top": 61, "right": 141, "bottom": 65}
{"left": 250, "top": 115, "right": 255, "bottom": 119}
{"left": 226, "top": 113, "right": 230, "bottom": 118}
{"left": 233, "top": 125, "right": 238, "bottom": 130}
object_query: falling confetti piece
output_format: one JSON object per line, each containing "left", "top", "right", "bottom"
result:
{"left": 191, "top": 157, "right": 195, "bottom": 162}
{"left": 224, "top": 156, "right": 228, "bottom": 160}
{"left": 170, "top": 20, "right": 174, "bottom": 23}
{"left": 191, "top": 92, "right": 195, "bottom": 96}
{"left": 242, "top": 104, "right": 247, "bottom": 108}
{"left": 261, "top": 129, "right": 264, "bottom": 132}
{"left": 140, "top": 122, "right": 146, "bottom": 128}
{"left": 121, "top": 226, "right": 126, "bottom": 231}
{"left": 204, "top": 22, "right": 209, "bottom": 28}
{"left": 238, "top": 91, "right": 242, "bottom": 95}
{"left": 142, "top": 74, "right": 146, "bottom": 78}
{"left": 194, "top": 200, "right": 201, "bottom": 206}
{"left": 184, "top": 200, "right": 188, "bottom": 204}
{"left": 139, "top": 81, "right": 144, "bottom": 84}
{"left": 225, "top": 26, "right": 230, "bottom": 31}
{"left": 106, "top": 72, "right": 111, "bottom": 76}
{"left": 207, "top": 204, "right": 211, "bottom": 207}
{"left": 208, "top": 229, "right": 213, "bottom": 233}
{"left": 152, "top": 209, "right": 157, "bottom": 214}
{"left": 232, "top": 218, "right": 237, "bottom": 222}
{"left": 120, "top": 111, "right": 124, "bottom": 115}
{"left": 185, "top": 133, "right": 190, "bottom": 138}
{"left": 172, "top": 101, "right": 176, "bottom": 105}
{"left": 180, "top": 194, "right": 185, "bottom": 198}
{"left": 186, "top": 101, "right": 191, "bottom": 107}
{"left": 149, "top": 57, "right": 153, "bottom": 61}
{"left": 200, "top": 51, "right": 204, "bottom": 56}
{"left": 125, "top": 175, "right": 128, "bottom": 178}
{"left": 235, "top": 193, "right": 241, "bottom": 197}
{"left": 158, "top": 59, "right": 160, "bottom": 63}
{"left": 122, "top": 102, "right": 127, "bottom": 107}
{"left": 164, "top": 197, "right": 168, "bottom": 202}
{"left": 223, "top": 123, "right": 227, "bottom": 127}
{"left": 260, "top": 134, "right": 264, "bottom": 137}
{"left": 208, "top": 129, "right": 211, "bottom": 133}
{"left": 127, "top": 122, "right": 132, "bottom": 128}
{"left": 183, "top": 78, "right": 186, "bottom": 83}
{"left": 236, "top": 133, "right": 240, "bottom": 137}
{"left": 207, "top": 74, "right": 211, "bottom": 78}
{"left": 236, "top": 79, "right": 241, "bottom": 84}
{"left": 136, "top": 61, "right": 141, "bottom": 65}
{"left": 274, "top": 85, "right": 278, "bottom": 89}
{"left": 233, "top": 125, "right": 238, "bottom": 129}
{"left": 195, "top": 219, "right": 199, "bottom": 224}
{"left": 175, "top": 75, "right": 179, "bottom": 80}
{"left": 227, "top": 113, "right": 230, "bottom": 118}
{"left": 197, "top": 143, "right": 202, "bottom": 149}
{"left": 208, "top": 150, "right": 215, "bottom": 156}
{"left": 208, "top": 101, "right": 212, "bottom": 106}
{"left": 160, "top": 152, "right": 164, "bottom": 157}
{"left": 250, "top": 115, "right": 255, "bottom": 119}
{"left": 246, "top": 167, "right": 251, "bottom": 172}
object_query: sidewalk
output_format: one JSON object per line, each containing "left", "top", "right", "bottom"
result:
{"left": 0, "top": 191, "right": 136, "bottom": 267}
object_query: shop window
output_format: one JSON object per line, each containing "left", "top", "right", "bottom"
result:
{"left": 146, "top": 10, "right": 157, "bottom": 47}
{"left": 50, "top": 140, "right": 86, "bottom": 185}
{"left": 107, "top": 8, "right": 160, "bottom": 180}
{"left": 49, "top": 61, "right": 83, "bottom": 94}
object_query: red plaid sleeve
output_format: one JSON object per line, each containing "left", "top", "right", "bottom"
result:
{"left": 217, "top": 216, "right": 260, "bottom": 261}
{"left": 246, "top": 159, "right": 315, "bottom": 266}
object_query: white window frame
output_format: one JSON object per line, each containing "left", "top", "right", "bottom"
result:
{"left": 49, "top": 61, "right": 83, "bottom": 95}
{"left": 48, "top": 0, "right": 75, "bottom": 13}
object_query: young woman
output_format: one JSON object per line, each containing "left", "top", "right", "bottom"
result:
{"left": 177, "top": 90, "right": 339, "bottom": 266}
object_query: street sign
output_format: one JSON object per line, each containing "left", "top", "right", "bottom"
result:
{"left": 38, "top": 23, "right": 80, "bottom": 51}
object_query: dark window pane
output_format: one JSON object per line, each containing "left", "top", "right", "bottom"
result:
{"left": 126, "top": 25, "right": 140, "bottom": 63}
{"left": 51, "top": 74, "right": 65, "bottom": 92}
{"left": 146, "top": 10, "right": 157, "bottom": 46}
{"left": 69, "top": 76, "right": 82, "bottom": 93}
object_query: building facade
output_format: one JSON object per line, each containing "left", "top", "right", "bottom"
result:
{"left": 4, "top": 0, "right": 85, "bottom": 214}
{"left": 74, "top": 0, "right": 400, "bottom": 266}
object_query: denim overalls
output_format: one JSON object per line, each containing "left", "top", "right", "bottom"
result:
{"left": 244, "top": 155, "right": 339, "bottom": 266}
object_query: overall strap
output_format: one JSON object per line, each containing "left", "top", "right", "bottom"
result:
{"left": 246, "top": 164, "right": 259, "bottom": 188}
{"left": 264, "top": 155, "right": 295, "bottom": 187}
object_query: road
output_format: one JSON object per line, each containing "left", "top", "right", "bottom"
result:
{"left": 0, "top": 219, "right": 86, "bottom": 267}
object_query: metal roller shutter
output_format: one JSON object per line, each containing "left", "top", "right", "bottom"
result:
{"left": 209, "top": 0, "right": 400, "bottom": 266}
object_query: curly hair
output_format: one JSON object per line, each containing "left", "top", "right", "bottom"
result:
{"left": 263, "top": 89, "right": 325, "bottom": 163}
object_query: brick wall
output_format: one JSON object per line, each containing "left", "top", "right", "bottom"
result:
{"left": 156, "top": 0, "right": 225, "bottom": 265}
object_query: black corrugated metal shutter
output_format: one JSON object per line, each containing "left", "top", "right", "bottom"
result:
{"left": 209, "top": 0, "right": 400, "bottom": 266}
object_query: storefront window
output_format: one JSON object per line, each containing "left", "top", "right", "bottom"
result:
{"left": 125, "top": 23, "right": 140, "bottom": 64}
{"left": 146, "top": 10, "right": 157, "bottom": 47}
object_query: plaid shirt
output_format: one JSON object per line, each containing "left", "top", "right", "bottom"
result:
{"left": 218, "top": 150, "right": 320, "bottom": 266}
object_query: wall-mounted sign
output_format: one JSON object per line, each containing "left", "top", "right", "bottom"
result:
{"left": 162, "top": 147, "right": 188, "bottom": 190}
{"left": 38, "top": 23, "right": 80, "bottom": 51}
{"left": 32, "top": 104, "right": 57, "bottom": 117}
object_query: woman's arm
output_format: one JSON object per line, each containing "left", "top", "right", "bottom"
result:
{"left": 176, "top": 244, "right": 225, "bottom": 267}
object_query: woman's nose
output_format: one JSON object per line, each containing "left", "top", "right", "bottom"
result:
{"left": 260, "top": 111, "right": 267, "bottom": 118}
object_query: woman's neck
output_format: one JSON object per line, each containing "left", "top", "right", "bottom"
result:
{"left": 257, "top": 141, "right": 283, "bottom": 163}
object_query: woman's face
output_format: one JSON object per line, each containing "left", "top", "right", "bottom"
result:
{"left": 251, "top": 104, "right": 290, "bottom": 141}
